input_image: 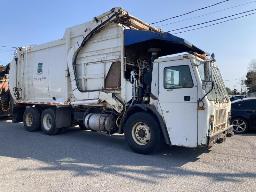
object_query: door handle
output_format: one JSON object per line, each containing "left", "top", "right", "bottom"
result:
{"left": 184, "top": 96, "right": 190, "bottom": 101}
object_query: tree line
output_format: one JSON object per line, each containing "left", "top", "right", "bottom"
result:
{"left": 226, "top": 59, "right": 256, "bottom": 95}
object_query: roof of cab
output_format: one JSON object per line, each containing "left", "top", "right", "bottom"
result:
{"left": 124, "top": 29, "right": 205, "bottom": 56}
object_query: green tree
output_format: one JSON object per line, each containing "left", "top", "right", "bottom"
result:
{"left": 245, "top": 60, "right": 256, "bottom": 93}
{"left": 226, "top": 87, "right": 232, "bottom": 95}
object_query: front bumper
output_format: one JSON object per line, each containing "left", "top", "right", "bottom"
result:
{"left": 208, "top": 125, "right": 234, "bottom": 147}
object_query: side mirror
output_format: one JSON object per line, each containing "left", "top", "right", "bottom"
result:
{"left": 199, "top": 81, "right": 214, "bottom": 103}
{"left": 202, "top": 81, "right": 214, "bottom": 91}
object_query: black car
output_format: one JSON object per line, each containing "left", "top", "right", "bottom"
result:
{"left": 230, "top": 95, "right": 246, "bottom": 102}
{"left": 231, "top": 98, "right": 256, "bottom": 134}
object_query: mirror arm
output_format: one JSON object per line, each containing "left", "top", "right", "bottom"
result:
{"left": 199, "top": 82, "right": 214, "bottom": 102}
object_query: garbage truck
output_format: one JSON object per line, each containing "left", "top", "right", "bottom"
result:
{"left": 9, "top": 7, "right": 233, "bottom": 154}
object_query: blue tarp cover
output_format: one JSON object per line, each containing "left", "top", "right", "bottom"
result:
{"left": 124, "top": 29, "right": 205, "bottom": 55}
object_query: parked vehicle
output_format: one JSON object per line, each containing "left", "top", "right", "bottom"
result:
{"left": 231, "top": 98, "right": 256, "bottom": 134}
{"left": 230, "top": 95, "right": 246, "bottom": 102}
{"left": 0, "top": 64, "right": 11, "bottom": 117}
{"left": 9, "top": 8, "right": 232, "bottom": 154}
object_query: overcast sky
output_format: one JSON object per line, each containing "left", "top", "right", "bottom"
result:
{"left": 0, "top": 0, "right": 255, "bottom": 89}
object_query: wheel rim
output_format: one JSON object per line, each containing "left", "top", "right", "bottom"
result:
{"left": 232, "top": 119, "right": 247, "bottom": 133}
{"left": 43, "top": 114, "right": 53, "bottom": 131}
{"left": 131, "top": 122, "right": 151, "bottom": 146}
{"left": 25, "top": 113, "right": 33, "bottom": 127}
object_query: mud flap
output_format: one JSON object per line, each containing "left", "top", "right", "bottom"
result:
{"left": 55, "top": 107, "right": 72, "bottom": 128}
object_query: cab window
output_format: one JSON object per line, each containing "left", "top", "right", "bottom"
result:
{"left": 37, "top": 63, "right": 43, "bottom": 74}
{"left": 164, "top": 65, "right": 193, "bottom": 89}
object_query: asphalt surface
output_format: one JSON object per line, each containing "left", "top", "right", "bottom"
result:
{"left": 0, "top": 120, "right": 256, "bottom": 192}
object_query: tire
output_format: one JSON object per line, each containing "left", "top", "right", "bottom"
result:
{"left": 23, "top": 107, "right": 41, "bottom": 132}
{"left": 124, "top": 112, "right": 163, "bottom": 154}
{"left": 232, "top": 118, "right": 248, "bottom": 134}
{"left": 41, "top": 108, "right": 59, "bottom": 135}
{"left": 0, "top": 90, "right": 10, "bottom": 112}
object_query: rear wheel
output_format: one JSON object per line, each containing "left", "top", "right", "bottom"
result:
{"left": 232, "top": 118, "right": 248, "bottom": 134}
{"left": 23, "top": 107, "right": 41, "bottom": 132}
{"left": 41, "top": 108, "right": 59, "bottom": 135}
{"left": 124, "top": 112, "right": 163, "bottom": 154}
{"left": 0, "top": 90, "right": 10, "bottom": 112}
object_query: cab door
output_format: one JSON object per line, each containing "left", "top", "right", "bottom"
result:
{"left": 158, "top": 59, "right": 198, "bottom": 147}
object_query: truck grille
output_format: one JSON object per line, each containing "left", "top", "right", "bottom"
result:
{"left": 215, "top": 109, "right": 227, "bottom": 126}
{"left": 213, "top": 108, "right": 227, "bottom": 133}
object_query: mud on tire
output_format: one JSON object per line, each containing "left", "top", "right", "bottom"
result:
{"left": 23, "top": 107, "right": 41, "bottom": 132}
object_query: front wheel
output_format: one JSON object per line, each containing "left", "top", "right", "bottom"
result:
{"left": 124, "top": 112, "right": 163, "bottom": 154}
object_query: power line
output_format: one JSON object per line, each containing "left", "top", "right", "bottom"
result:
{"left": 173, "top": 11, "right": 256, "bottom": 34}
{"left": 0, "top": 50, "right": 15, "bottom": 53}
{"left": 168, "top": 8, "right": 256, "bottom": 32}
{"left": 158, "top": 0, "right": 256, "bottom": 27}
{"left": 151, "top": 0, "right": 231, "bottom": 24}
{"left": 0, "top": 45, "right": 17, "bottom": 49}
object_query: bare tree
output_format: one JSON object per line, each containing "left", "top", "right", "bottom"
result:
{"left": 248, "top": 59, "right": 256, "bottom": 72}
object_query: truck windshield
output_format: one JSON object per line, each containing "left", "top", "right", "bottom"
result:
{"left": 198, "top": 61, "right": 228, "bottom": 102}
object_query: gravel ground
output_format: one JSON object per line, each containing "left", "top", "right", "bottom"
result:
{"left": 0, "top": 120, "right": 256, "bottom": 192}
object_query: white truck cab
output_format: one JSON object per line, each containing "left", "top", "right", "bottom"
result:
{"left": 151, "top": 54, "right": 232, "bottom": 148}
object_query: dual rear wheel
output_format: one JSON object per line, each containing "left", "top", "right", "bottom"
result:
{"left": 23, "top": 107, "right": 59, "bottom": 135}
